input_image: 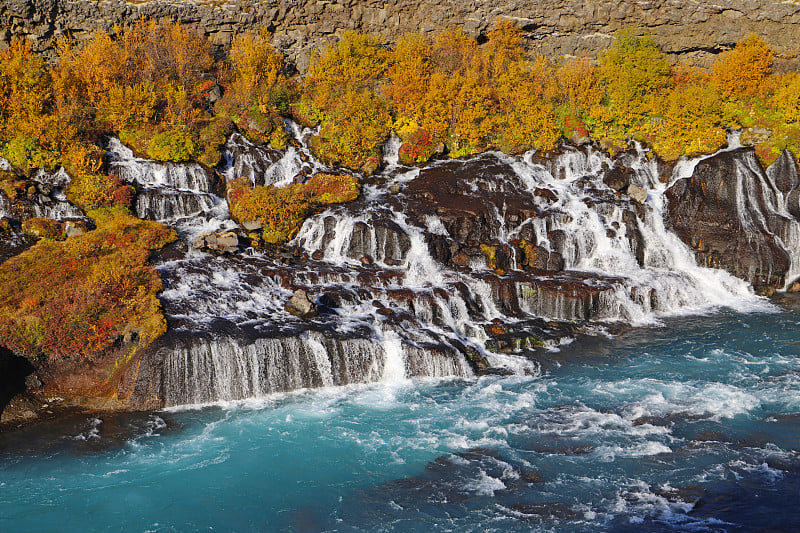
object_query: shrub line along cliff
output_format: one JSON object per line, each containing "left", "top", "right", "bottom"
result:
{"left": 2, "top": 0, "right": 800, "bottom": 71}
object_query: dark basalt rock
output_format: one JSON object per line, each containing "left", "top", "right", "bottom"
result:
{"left": 666, "top": 147, "right": 792, "bottom": 292}
{"left": 767, "top": 149, "right": 800, "bottom": 195}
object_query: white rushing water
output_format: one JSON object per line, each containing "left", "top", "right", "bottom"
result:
{"left": 115, "top": 129, "right": 799, "bottom": 405}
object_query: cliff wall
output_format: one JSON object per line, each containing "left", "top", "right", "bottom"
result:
{"left": 2, "top": 0, "right": 800, "bottom": 70}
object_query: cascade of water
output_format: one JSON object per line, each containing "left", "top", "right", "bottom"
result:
{"left": 383, "top": 132, "right": 402, "bottom": 168}
{"left": 380, "top": 330, "right": 407, "bottom": 382}
{"left": 126, "top": 131, "right": 791, "bottom": 406}
{"left": 106, "top": 138, "right": 219, "bottom": 193}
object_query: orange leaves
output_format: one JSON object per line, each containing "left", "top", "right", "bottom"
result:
{"left": 0, "top": 39, "right": 74, "bottom": 169}
{"left": 228, "top": 173, "right": 360, "bottom": 243}
{"left": 431, "top": 27, "right": 478, "bottom": 74}
{"left": 229, "top": 29, "right": 283, "bottom": 98}
{"left": 302, "top": 173, "right": 361, "bottom": 205}
{"left": 53, "top": 20, "right": 215, "bottom": 163}
{"left": 299, "top": 33, "right": 392, "bottom": 170}
{"left": 557, "top": 57, "right": 604, "bottom": 116}
{"left": 483, "top": 19, "right": 526, "bottom": 77}
{"left": 712, "top": 34, "right": 773, "bottom": 100}
{"left": 386, "top": 32, "right": 433, "bottom": 121}
{"left": 227, "top": 178, "right": 313, "bottom": 244}
{"left": 315, "top": 87, "right": 392, "bottom": 170}
{"left": 0, "top": 208, "right": 176, "bottom": 359}
{"left": 66, "top": 173, "right": 134, "bottom": 211}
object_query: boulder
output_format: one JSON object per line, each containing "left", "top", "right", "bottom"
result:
{"left": 64, "top": 220, "right": 87, "bottom": 238}
{"left": 284, "top": 289, "right": 318, "bottom": 319}
{"left": 241, "top": 219, "right": 262, "bottom": 231}
{"left": 603, "top": 165, "right": 633, "bottom": 192}
{"left": 192, "top": 230, "right": 240, "bottom": 254}
{"left": 627, "top": 185, "right": 648, "bottom": 204}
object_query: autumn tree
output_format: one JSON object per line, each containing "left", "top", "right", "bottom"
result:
{"left": 773, "top": 72, "right": 800, "bottom": 124}
{"left": 713, "top": 34, "right": 773, "bottom": 100}
{"left": 597, "top": 30, "right": 673, "bottom": 124}
{"left": 556, "top": 56, "right": 604, "bottom": 116}
{"left": 301, "top": 33, "right": 391, "bottom": 170}
{"left": 0, "top": 39, "right": 76, "bottom": 169}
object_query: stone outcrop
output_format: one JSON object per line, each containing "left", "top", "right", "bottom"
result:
{"left": 665, "top": 147, "right": 796, "bottom": 292}
{"left": 1, "top": 0, "right": 799, "bottom": 71}
{"left": 192, "top": 230, "right": 242, "bottom": 254}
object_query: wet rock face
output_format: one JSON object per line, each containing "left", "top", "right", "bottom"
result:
{"left": 666, "top": 148, "right": 792, "bottom": 292}
{"left": 3, "top": 0, "right": 800, "bottom": 70}
{"left": 0, "top": 166, "right": 85, "bottom": 224}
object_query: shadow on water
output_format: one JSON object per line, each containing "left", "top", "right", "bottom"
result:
{"left": 0, "top": 409, "right": 182, "bottom": 457}
{"left": 0, "top": 346, "right": 35, "bottom": 420}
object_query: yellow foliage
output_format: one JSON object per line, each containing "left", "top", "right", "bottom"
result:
{"left": 304, "top": 32, "right": 389, "bottom": 116}
{"left": 386, "top": 33, "right": 433, "bottom": 122}
{"left": 451, "top": 69, "right": 494, "bottom": 154}
{"left": 102, "top": 83, "right": 156, "bottom": 131}
{"left": 713, "top": 34, "right": 773, "bottom": 100}
{"left": 557, "top": 57, "right": 604, "bottom": 115}
{"left": 483, "top": 20, "right": 526, "bottom": 77}
{"left": 316, "top": 88, "right": 392, "bottom": 169}
{"left": 650, "top": 81, "right": 728, "bottom": 159}
{"left": 494, "top": 61, "right": 559, "bottom": 153}
{"left": 431, "top": 27, "right": 478, "bottom": 74}
{"left": 229, "top": 29, "right": 283, "bottom": 98}
{"left": 598, "top": 30, "right": 673, "bottom": 123}
{"left": 773, "top": 72, "right": 800, "bottom": 123}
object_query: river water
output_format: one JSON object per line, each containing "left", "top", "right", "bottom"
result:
{"left": 2, "top": 303, "right": 799, "bottom": 532}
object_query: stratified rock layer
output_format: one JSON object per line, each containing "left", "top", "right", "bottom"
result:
{"left": 2, "top": 0, "right": 799, "bottom": 69}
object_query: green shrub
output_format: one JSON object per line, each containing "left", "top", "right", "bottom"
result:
{"left": 147, "top": 126, "right": 197, "bottom": 162}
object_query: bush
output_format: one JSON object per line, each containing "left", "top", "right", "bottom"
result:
{"left": 713, "top": 34, "right": 773, "bottom": 100}
{"left": 227, "top": 178, "right": 312, "bottom": 244}
{"left": 227, "top": 173, "right": 360, "bottom": 244}
{"left": 21, "top": 218, "right": 64, "bottom": 240}
{"left": 302, "top": 173, "right": 361, "bottom": 204}
{"left": 147, "top": 126, "right": 197, "bottom": 162}
{"left": 66, "top": 173, "right": 134, "bottom": 211}
{"left": 399, "top": 128, "right": 437, "bottom": 164}
{"left": 773, "top": 72, "right": 800, "bottom": 124}
{"left": 0, "top": 207, "right": 176, "bottom": 359}
{"left": 315, "top": 88, "right": 391, "bottom": 170}
{"left": 598, "top": 30, "right": 672, "bottom": 123}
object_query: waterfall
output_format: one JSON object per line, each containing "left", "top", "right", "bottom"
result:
{"left": 219, "top": 121, "right": 327, "bottom": 188}
{"left": 158, "top": 331, "right": 471, "bottom": 406}
{"left": 116, "top": 134, "right": 800, "bottom": 407}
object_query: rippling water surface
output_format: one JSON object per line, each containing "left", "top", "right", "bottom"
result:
{"left": 2, "top": 307, "right": 800, "bottom": 532}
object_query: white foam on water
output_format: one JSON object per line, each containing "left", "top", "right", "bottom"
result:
{"left": 383, "top": 132, "right": 402, "bottom": 168}
{"left": 462, "top": 470, "right": 507, "bottom": 496}
{"left": 380, "top": 330, "right": 408, "bottom": 383}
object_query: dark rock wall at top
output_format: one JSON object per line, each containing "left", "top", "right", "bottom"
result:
{"left": 1, "top": 0, "right": 800, "bottom": 71}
